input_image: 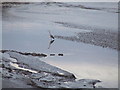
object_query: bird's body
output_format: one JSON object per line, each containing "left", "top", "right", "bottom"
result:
{"left": 50, "top": 34, "right": 54, "bottom": 39}
{"left": 49, "top": 31, "right": 55, "bottom": 40}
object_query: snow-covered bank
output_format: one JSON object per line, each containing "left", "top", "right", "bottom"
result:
{"left": 1, "top": 50, "right": 101, "bottom": 88}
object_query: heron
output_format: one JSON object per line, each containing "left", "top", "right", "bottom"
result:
{"left": 49, "top": 31, "right": 54, "bottom": 40}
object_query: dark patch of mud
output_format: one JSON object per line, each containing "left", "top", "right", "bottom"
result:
{"left": 54, "top": 22, "right": 118, "bottom": 50}
{"left": 54, "top": 31, "right": 118, "bottom": 50}
{"left": 36, "top": 2, "right": 118, "bottom": 13}
{"left": 0, "top": 50, "right": 64, "bottom": 57}
{"left": 1, "top": 2, "right": 30, "bottom": 8}
{"left": 0, "top": 50, "right": 47, "bottom": 57}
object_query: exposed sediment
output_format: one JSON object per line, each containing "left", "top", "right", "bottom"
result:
{"left": 0, "top": 50, "right": 47, "bottom": 57}
{"left": 1, "top": 50, "right": 101, "bottom": 88}
{"left": 54, "top": 22, "right": 118, "bottom": 50}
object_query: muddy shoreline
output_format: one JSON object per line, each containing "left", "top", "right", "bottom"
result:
{"left": 1, "top": 50, "right": 102, "bottom": 88}
{"left": 55, "top": 22, "right": 118, "bottom": 51}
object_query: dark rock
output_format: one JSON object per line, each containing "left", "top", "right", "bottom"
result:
{"left": 58, "top": 54, "right": 63, "bottom": 56}
{"left": 50, "top": 54, "right": 55, "bottom": 56}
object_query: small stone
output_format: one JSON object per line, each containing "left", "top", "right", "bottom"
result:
{"left": 58, "top": 54, "right": 63, "bottom": 56}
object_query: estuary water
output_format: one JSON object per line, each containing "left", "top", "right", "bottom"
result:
{"left": 2, "top": 2, "right": 118, "bottom": 88}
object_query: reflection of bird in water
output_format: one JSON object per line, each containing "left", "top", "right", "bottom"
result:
{"left": 48, "top": 39, "right": 55, "bottom": 49}
{"left": 49, "top": 31, "right": 55, "bottom": 40}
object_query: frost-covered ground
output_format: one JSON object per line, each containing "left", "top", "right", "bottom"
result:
{"left": 2, "top": 2, "right": 118, "bottom": 88}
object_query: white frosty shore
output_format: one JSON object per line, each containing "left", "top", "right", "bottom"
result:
{"left": 1, "top": 50, "right": 101, "bottom": 88}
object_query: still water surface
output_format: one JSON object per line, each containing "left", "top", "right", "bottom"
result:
{"left": 2, "top": 2, "right": 118, "bottom": 88}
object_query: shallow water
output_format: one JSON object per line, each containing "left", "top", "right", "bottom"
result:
{"left": 2, "top": 2, "right": 118, "bottom": 88}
